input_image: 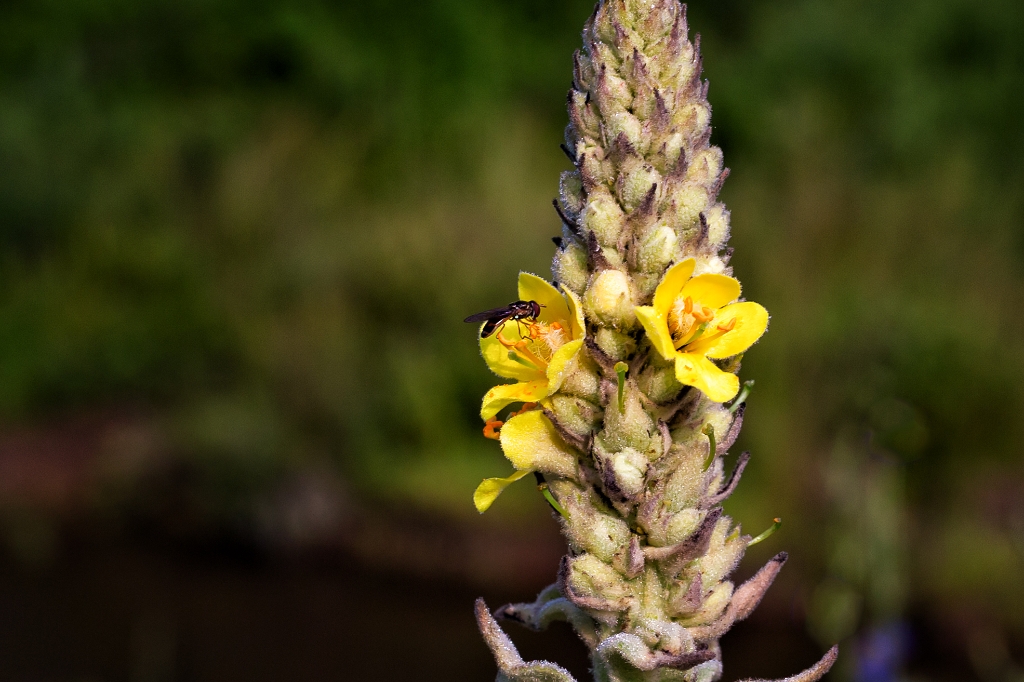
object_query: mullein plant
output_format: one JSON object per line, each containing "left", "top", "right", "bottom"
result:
{"left": 468, "top": 2, "right": 838, "bottom": 681}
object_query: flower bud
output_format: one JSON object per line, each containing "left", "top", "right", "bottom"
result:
{"left": 635, "top": 0, "right": 678, "bottom": 41}
{"left": 704, "top": 203, "right": 731, "bottom": 248}
{"left": 681, "top": 582, "right": 733, "bottom": 626}
{"left": 606, "top": 111, "right": 644, "bottom": 153}
{"left": 583, "top": 190, "right": 626, "bottom": 247}
{"left": 594, "top": 327, "right": 636, "bottom": 362}
{"left": 653, "top": 132, "right": 685, "bottom": 175}
{"left": 560, "top": 170, "right": 585, "bottom": 217}
{"left": 618, "top": 162, "right": 662, "bottom": 212}
{"left": 550, "top": 394, "right": 602, "bottom": 439}
{"left": 663, "top": 443, "right": 707, "bottom": 512}
{"left": 694, "top": 254, "right": 728, "bottom": 275}
{"left": 673, "top": 102, "right": 710, "bottom": 140}
{"left": 584, "top": 269, "right": 636, "bottom": 329}
{"left": 581, "top": 150, "right": 614, "bottom": 188}
{"left": 610, "top": 448, "right": 648, "bottom": 498}
{"left": 686, "top": 146, "right": 724, "bottom": 186}
{"left": 559, "top": 362, "right": 601, "bottom": 402}
{"left": 566, "top": 554, "right": 632, "bottom": 603}
{"left": 568, "top": 92, "right": 600, "bottom": 140}
{"left": 592, "top": 2, "right": 619, "bottom": 45}
{"left": 637, "top": 224, "right": 679, "bottom": 273}
{"left": 634, "top": 272, "right": 661, "bottom": 301}
{"left": 664, "top": 508, "right": 701, "bottom": 546}
{"left": 600, "top": 384, "right": 655, "bottom": 453}
{"left": 595, "top": 55, "right": 633, "bottom": 115}
{"left": 659, "top": 43, "right": 697, "bottom": 89}
{"left": 552, "top": 241, "right": 589, "bottom": 294}
{"left": 667, "top": 183, "right": 709, "bottom": 235}
{"left": 637, "top": 361, "right": 684, "bottom": 404}
{"left": 701, "top": 517, "right": 746, "bottom": 587}
{"left": 552, "top": 480, "right": 631, "bottom": 562}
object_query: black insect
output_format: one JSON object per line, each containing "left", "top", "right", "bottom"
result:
{"left": 464, "top": 300, "right": 543, "bottom": 338}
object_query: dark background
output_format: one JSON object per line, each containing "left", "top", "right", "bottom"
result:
{"left": 0, "top": 0, "right": 1022, "bottom": 680}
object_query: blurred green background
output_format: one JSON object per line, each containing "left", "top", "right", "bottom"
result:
{"left": 0, "top": 0, "right": 1022, "bottom": 680}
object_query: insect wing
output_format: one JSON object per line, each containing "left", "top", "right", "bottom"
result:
{"left": 464, "top": 305, "right": 515, "bottom": 324}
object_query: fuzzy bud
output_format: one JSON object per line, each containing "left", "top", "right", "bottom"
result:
{"left": 553, "top": 241, "right": 589, "bottom": 294}
{"left": 550, "top": 394, "right": 603, "bottom": 438}
{"left": 583, "top": 190, "right": 626, "bottom": 247}
{"left": 637, "top": 358, "right": 684, "bottom": 404}
{"left": 701, "top": 517, "right": 747, "bottom": 587}
{"left": 599, "top": 384, "right": 656, "bottom": 453}
{"left": 559, "top": 362, "right": 602, "bottom": 403}
{"left": 609, "top": 448, "right": 648, "bottom": 498}
{"left": 653, "top": 132, "right": 685, "bottom": 175}
{"left": 683, "top": 582, "right": 734, "bottom": 626}
{"left": 606, "top": 111, "right": 644, "bottom": 154}
{"left": 686, "top": 146, "right": 724, "bottom": 186}
{"left": 553, "top": 480, "right": 631, "bottom": 562}
{"left": 704, "top": 203, "right": 730, "bottom": 248}
{"left": 569, "top": 92, "right": 600, "bottom": 140}
{"left": 666, "top": 182, "right": 709, "bottom": 235}
{"left": 560, "top": 170, "right": 586, "bottom": 217}
{"left": 664, "top": 508, "right": 702, "bottom": 546}
{"left": 595, "top": 62, "right": 633, "bottom": 115}
{"left": 673, "top": 102, "right": 710, "bottom": 139}
{"left": 637, "top": 224, "right": 679, "bottom": 273}
{"left": 566, "top": 554, "right": 632, "bottom": 604}
{"left": 594, "top": 327, "right": 637, "bottom": 361}
{"left": 617, "top": 162, "right": 662, "bottom": 212}
{"left": 585, "top": 269, "right": 636, "bottom": 329}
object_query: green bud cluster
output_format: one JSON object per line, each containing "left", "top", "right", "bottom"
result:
{"left": 475, "top": 2, "right": 838, "bottom": 681}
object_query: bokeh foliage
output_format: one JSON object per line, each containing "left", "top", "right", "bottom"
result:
{"left": 0, "top": 0, "right": 1023, "bottom": 666}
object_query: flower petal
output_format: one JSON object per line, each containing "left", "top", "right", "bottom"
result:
{"left": 473, "top": 468, "right": 534, "bottom": 513}
{"left": 653, "top": 259, "right": 696, "bottom": 317}
{"left": 561, "top": 285, "right": 586, "bottom": 340}
{"left": 688, "top": 301, "right": 769, "bottom": 359}
{"left": 635, "top": 305, "right": 678, "bottom": 361}
{"left": 481, "top": 380, "right": 550, "bottom": 421}
{"left": 546, "top": 339, "right": 584, "bottom": 393}
{"left": 500, "top": 410, "right": 579, "bottom": 477}
{"left": 680, "top": 274, "right": 741, "bottom": 310}
{"left": 675, "top": 353, "right": 740, "bottom": 403}
{"left": 519, "top": 273, "right": 571, "bottom": 327}
{"left": 480, "top": 331, "right": 546, "bottom": 382}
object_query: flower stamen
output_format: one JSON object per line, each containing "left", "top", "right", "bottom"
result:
{"left": 510, "top": 402, "right": 538, "bottom": 418}
{"left": 483, "top": 419, "right": 503, "bottom": 440}
{"left": 497, "top": 331, "right": 550, "bottom": 370}
{"left": 482, "top": 403, "right": 537, "bottom": 441}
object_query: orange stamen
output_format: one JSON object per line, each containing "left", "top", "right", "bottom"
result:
{"left": 513, "top": 340, "right": 549, "bottom": 370}
{"left": 483, "top": 419, "right": 503, "bottom": 440}
{"left": 693, "top": 306, "right": 715, "bottom": 323}
{"left": 683, "top": 296, "right": 693, "bottom": 314}
{"left": 496, "top": 331, "right": 549, "bottom": 370}
{"left": 510, "top": 402, "right": 538, "bottom": 418}
{"left": 685, "top": 317, "right": 737, "bottom": 350}
{"left": 496, "top": 330, "right": 517, "bottom": 349}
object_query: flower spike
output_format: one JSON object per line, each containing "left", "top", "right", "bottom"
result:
{"left": 470, "top": 2, "right": 836, "bottom": 680}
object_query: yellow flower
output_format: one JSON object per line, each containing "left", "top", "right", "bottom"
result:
{"left": 634, "top": 259, "right": 768, "bottom": 402}
{"left": 474, "top": 409, "right": 579, "bottom": 513}
{"left": 478, "top": 273, "right": 587, "bottom": 421}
